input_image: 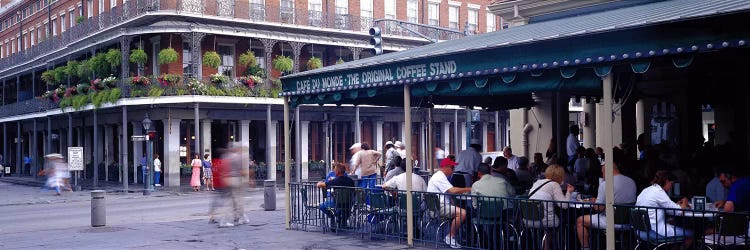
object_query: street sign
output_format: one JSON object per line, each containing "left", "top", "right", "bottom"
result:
{"left": 68, "top": 147, "right": 84, "bottom": 171}
{"left": 131, "top": 135, "right": 148, "bottom": 141}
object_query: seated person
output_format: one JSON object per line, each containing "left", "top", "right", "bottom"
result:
{"left": 317, "top": 163, "right": 355, "bottom": 229}
{"left": 472, "top": 163, "right": 513, "bottom": 205}
{"left": 515, "top": 156, "right": 534, "bottom": 189}
{"left": 635, "top": 170, "right": 692, "bottom": 247}
{"left": 381, "top": 159, "right": 427, "bottom": 192}
{"left": 526, "top": 164, "right": 574, "bottom": 228}
{"left": 428, "top": 158, "right": 472, "bottom": 249}
{"left": 384, "top": 156, "right": 404, "bottom": 182}
{"left": 491, "top": 157, "right": 518, "bottom": 196}
{"left": 714, "top": 168, "right": 750, "bottom": 213}
{"left": 576, "top": 148, "right": 637, "bottom": 249}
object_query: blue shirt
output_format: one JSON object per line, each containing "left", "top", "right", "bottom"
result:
{"left": 727, "top": 177, "right": 750, "bottom": 212}
{"left": 705, "top": 177, "right": 728, "bottom": 203}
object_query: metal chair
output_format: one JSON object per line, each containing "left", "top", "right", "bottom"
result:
{"left": 704, "top": 212, "right": 750, "bottom": 249}
{"left": 472, "top": 197, "right": 506, "bottom": 250}
{"left": 328, "top": 188, "right": 355, "bottom": 233}
{"left": 396, "top": 192, "right": 423, "bottom": 239}
{"left": 299, "top": 186, "right": 320, "bottom": 232}
{"left": 629, "top": 208, "right": 685, "bottom": 250}
{"left": 518, "top": 199, "right": 552, "bottom": 250}
{"left": 366, "top": 192, "right": 398, "bottom": 237}
{"left": 424, "top": 193, "right": 453, "bottom": 247}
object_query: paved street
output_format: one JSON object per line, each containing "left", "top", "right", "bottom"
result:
{"left": 0, "top": 181, "right": 414, "bottom": 250}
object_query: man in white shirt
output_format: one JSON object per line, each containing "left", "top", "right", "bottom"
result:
{"left": 349, "top": 143, "right": 362, "bottom": 176}
{"left": 427, "top": 158, "right": 472, "bottom": 249}
{"left": 153, "top": 154, "right": 162, "bottom": 186}
{"left": 566, "top": 125, "right": 580, "bottom": 163}
{"left": 503, "top": 147, "right": 520, "bottom": 171}
{"left": 381, "top": 170, "right": 427, "bottom": 192}
{"left": 434, "top": 146, "right": 445, "bottom": 169}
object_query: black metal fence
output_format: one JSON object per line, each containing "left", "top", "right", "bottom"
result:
{"left": 289, "top": 182, "right": 750, "bottom": 249}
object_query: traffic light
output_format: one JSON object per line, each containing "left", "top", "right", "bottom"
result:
{"left": 147, "top": 131, "right": 157, "bottom": 140}
{"left": 369, "top": 27, "right": 383, "bottom": 55}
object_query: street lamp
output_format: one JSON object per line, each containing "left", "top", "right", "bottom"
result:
{"left": 142, "top": 114, "right": 153, "bottom": 195}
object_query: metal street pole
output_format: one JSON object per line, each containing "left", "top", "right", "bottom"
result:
{"left": 143, "top": 134, "right": 150, "bottom": 196}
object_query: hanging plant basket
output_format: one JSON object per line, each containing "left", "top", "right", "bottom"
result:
{"left": 129, "top": 49, "right": 148, "bottom": 65}
{"left": 157, "top": 74, "right": 182, "bottom": 86}
{"left": 41, "top": 70, "right": 56, "bottom": 85}
{"left": 158, "top": 48, "right": 179, "bottom": 65}
{"left": 203, "top": 51, "right": 221, "bottom": 69}
{"left": 239, "top": 50, "right": 257, "bottom": 68}
{"left": 273, "top": 55, "right": 293, "bottom": 73}
{"left": 336, "top": 57, "right": 345, "bottom": 65}
{"left": 306, "top": 57, "right": 322, "bottom": 70}
{"left": 105, "top": 49, "right": 122, "bottom": 68}
{"left": 76, "top": 83, "right": 91, "bottom": 94}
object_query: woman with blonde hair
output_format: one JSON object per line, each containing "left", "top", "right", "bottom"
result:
{"left": 526, "top": 164, "right": 575, "bottom": 228}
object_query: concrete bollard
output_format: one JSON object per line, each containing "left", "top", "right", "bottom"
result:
{"left": 264, "top": 180, "right": 276, "bottom": 211}
{"left": 91, "top": 190, "right": 106, "bottom": 227}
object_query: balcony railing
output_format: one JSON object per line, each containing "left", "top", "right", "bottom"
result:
{"left": 0, "top": 0, "right": 460, "bottom": 74}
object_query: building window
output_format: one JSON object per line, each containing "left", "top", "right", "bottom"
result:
{"left": 60, "top": 14, "right": 65, "bottom": 33}
{"left": 448, "top": 5, "right": 459, "bottom": 29}
{"left": 486, "top": 12, "right": 496, "bottom": 32}
{"left": 98, "top": 0, "right": 104, "bottom": 14}
{"left": 182, "top": 42, "right": 191, "bottom": 77}
{"left": 110, "top": 0, "right": 116, "bottom": 8}
{"left": 279, "top": 0, "right": 294, "bottom": 23}
{"left": 360, "top": 0, "right": 372, "bottom": 18}
{"left": 308, "top": 0, "right": 322, "bottom": 25}
{"left": 152, "top": 41, "right": 160, "bottom": 76}
{"left": 249, "top": 0, "right": 265, "bottom": 21}
{"left": 467, "top": 8, "right": 477, "bottom": 32}
{"left": 0, "top": 43, "right": 3, "bottom": 58}
{"left": 384, "top": 0, "right": 395, "bottom": 19}
{"left": 69, "top": 10, "right": 74, "bottom": 27}
{"left": 428, "top": 2, "right": 439, "bottom": 26}
{"left": 217, "top": 44, "right": 234, "bottom": 77}
{"left": 30, "top": 30, "right": 35, "bottom": 46}
{"left": 37, "top": 28, "right": 41, "bottom": 43}
{"left": 52, "top": 18, "right": 57, "bottom": 36}
{"left": 45, "top": 24, "right": 50, "bottom": 38}
{"left": 87, "top": 0, "right": 93, "bottom": 18}
{"left": 407, "top": 0, "right": 418, "bottom": 23}
{"left": 335, "top": 0, "right": 348, "bottom": 29}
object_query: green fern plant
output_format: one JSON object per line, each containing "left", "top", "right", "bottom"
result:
{"left": 71, "top": 94, "right": 90, "bottom": 110}
{"left": 203, "top": 51, "right": 221, "bottom": 69}
{"left": 336, "top": 57, "right": 345, "bottom": 64}
{"left": 158, "top": 48, "right": 178, "bottom": 65}
{"left": 306, "top": 57, "right": 322, "bottom": 70}
{"left": 42, "top": 70, "right": 56, "bottom": 85}
{"left": 59, "top": 96, "right": 73, "bottom": 109}
{"left": 91, "top": 90, "right": 108, "bottom": 108}
{"left": 147, "top": 86, "right": 164, "bottom": 97}
{"left": 105, "top": 49, "right": 122, "bottom": 68}
{"left": 65, "top": 61, "right": 79, "bottom": 78}
{"left": 77, "top": 60, "right": 92, "bottom": 80}
{"left": 239, "top": 50, "right": 257, "bottom": 67}
{"left": 273, "top": 55, "right": 293, "bottom": 73}
{"left": 107, "top": 88, "right": 121, "bottom": 103}
{"left": 129, "top": 49, "right": 147, "bottom": 65}
{"left": 53, "top": 67, "right": 67, "bottom": 84}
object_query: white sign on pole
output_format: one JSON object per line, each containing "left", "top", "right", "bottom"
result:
{"left": 68, "top": 147, "right": 84, "bottom": 171}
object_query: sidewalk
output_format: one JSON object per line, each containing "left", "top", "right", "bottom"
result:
{"left": 0, "top": 176, "right": 267, "bottom": 194}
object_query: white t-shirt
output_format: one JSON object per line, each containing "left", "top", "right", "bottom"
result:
{"left": 154, "top": 158, "right": 162, "bottom": 172}
{"left": 507, "top": 155, "right": 520, "bottom": 171}
{"left": 427, "top": 171, "right": 454, "bottom": 204}
{"left": 382, "top": 172, "right": 427, "bottom": 192}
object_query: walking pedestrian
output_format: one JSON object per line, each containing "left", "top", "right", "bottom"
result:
{"left": 44, "top": 154, "right": 68, "bottom": 195}
{"left": 190, "top": 154, "right": 202, "bottom": 191}
{"left": 153, "top": 154, "right": 162, "bottom": 187}
{"left": 203, "top": 154, "right": 214, "bottom": 191}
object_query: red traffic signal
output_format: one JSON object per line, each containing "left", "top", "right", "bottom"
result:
{"left": 147, "top": 131, "right": 157, "bottom": 140}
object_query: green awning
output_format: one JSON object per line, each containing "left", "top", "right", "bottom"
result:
{"left": 281, "top": 0, "right": 750, "bottom": 108}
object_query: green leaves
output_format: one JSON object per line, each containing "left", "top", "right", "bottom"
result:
{"left": 105, "top": 49, "right": 122, "bottom": 67}
{"left": 239, "top": 50, "right": 257, "bottom": 67}
{"left": 129, "top": 49, "right": 147, "bottom": 65}
{"left": 273, "top": 55, "right": 293, "bottom": 73}
{"left": 203, "top": 51, "right": 221, "bottom": 69}
{"left": 158, "top": 48, "right": 178, "bottom": 65}
{"left": 306, "top": 57, "right": 322, "bottom": 70}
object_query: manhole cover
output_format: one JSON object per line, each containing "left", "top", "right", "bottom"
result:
{"left": 79, "top": 226, "right": 127, "bottom": 233}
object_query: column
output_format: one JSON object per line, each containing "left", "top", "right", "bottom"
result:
{"left": 104, "top": 124, "right": 114, "bottom": 182}
{"left": 201, "top": 119, "right": 212, "bottom": 157}
{"left": 596, "top": 102, "right": 606, "bottom": 149}
{"left": 16, "top": 122, "right": 20, "bottom": 176}
{"left": 163, "top": 119, "right": 181, "bottom": 187}
{"left": 46, "top": 117, "right": 52, "bottom": 155}
{"left": 375, "top": 121, "right": 384, "bottom": 152}
{"left": 121, "top": 106, "right": 128, "bottom": 190}
{"left": 400, "top": 121, "right": 406, "bottom": 142}
{"left": 32, "top": 120, "right": 38, "bottom": 177}
{"left": 294, "top": 107, "right": 301, "bottom": 182}
{"left": 350, "top": 47, "right": 362, "bottom": 60}
{"left": 266, "top": 105, "right": 277, "bottom": 180}
{"left": 601, "top": 74, "right": 616, "bottom": 250}
{"left": 260, "top": 39, "right": 278, "bottom": 72}
{"left": 583, "top": 98, "right": 597, "bottom": 148}
{"left": 354, "top": 106, "right": 361, "bottom": 142}
{"left": 419, "top": 122, "right": 426, "bottom": 168}
{"left": 453, "top": 110, "right": 460, "bottom": 155}
{"left": 290, "top": 42, "right": 305, "bottom": 73}
{"left": 194, "top": 103, "right": 200, "bottom": 159}
{"left": 442, "top": 122, "right": 451, "bottom": 155}
{"left": 481, "top": 122, "right": 489, "bottom": 152}
{"left": 131, "top": 121, "right": 142, "bottom": 184}
{"left": 300, "top": 121, "right": 310, "bottom": 180}
{"left": 495, "top": 111, "right": 501, "bottom": 152}
{"left": 120, "top": 33, "right": 131, "bottom": 81}
{"left": 612, "top": 104, "right": 623, "bottom": 147}
{"left": 240, "top": 120, "right": 251, "bottom": 179}
{"left": 3, "top": 123, "right": 6, "bottom": 169}
{"left": 93, "top": 111, "right": 99, "bottom": 186}
{"left": 555, "top": 93, "right": 570, "bottom": 161}
{"left": 323, "top": 120, "right": 330, "bottom": 168}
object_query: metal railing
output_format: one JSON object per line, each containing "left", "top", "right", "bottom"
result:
{"left": 289, "top": 182, "right": 750, "bottom": 250}
{"left": 0, "top": 0, "right": 467, "bottom": 74}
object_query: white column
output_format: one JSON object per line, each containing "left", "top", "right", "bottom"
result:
{"left": 481, "top": 122, "right": 489, "bottom": 151}
{"left": 131, "top": 121, "right": 142, "bottom": 184}
{"left": 116, "top": 124, "right": 122, "bottom": 183}
{"left": 509, "top": 109, "right": 524, "bottom": 156}
{"left": 400, "top": 121, "right": 406, "bottom": 141}
{"left": 267, "top": 120, "right": 278, "bottom": 181}
{"left": 459, "top": 122, "right": 467, "bottom": 150}
{"left": 602, "top": 74, "right": 616, "bottom": 250}
{"left": 583, "top": 99, "right": 597, "bottom": 148}
{"left": 201, "top": 119, "right": 212, "bottom": 157}
{"left": 636, "top": 99, "right": 646, "bottom": 138}
{"left": 613, "top": 106, "right": 623, "bottom": 147}
{"left": 300, "top": 121, "right": 310, "bottom": 180}
{"left": 240, "top": 120, "right": 251, "bottom": 179}
{"left": 419, "top": 122, "right": 426, "bottom": 168}
{"left": 442, "top": 122, "right": 451, "bottom": 155}
{"left": 355, "top": 106, "right": 361, "bottom": 142}
{"left": 104, "top": 125, "right": 113, "bottom": 181}
{"left": 495, "top": 111, "right": 501, "bottom": 151}
{"left": 375, "top": 121, "right": 384, "bottom": 152}
{"left": 454, "top": 110, "right": 460, "bottom": 155}
{"left": 596, "top": 102, "right": 605, "bottom": 148}
{"left": 163, "top": 119, "right": 181, "bottom": 187}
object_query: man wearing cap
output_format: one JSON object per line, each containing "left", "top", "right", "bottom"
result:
{"left": 428, "top": 158, "right": 472, "bottom": 249}
{"left": 348, "top": 143, "right": 362, "bottom": 176}
{"left": 381, "top": 158, "right": 427, "bottom": 192}
{"left": 394, "top": 141, "right": 407, "bottom": 159}
{"left": 434, "top": 146, "right": 445, "bottom": 169}
{"left": 383, "top": 141, "right": 398, "bottom": 173}
{"left": 453, "top": 139, "right": 482, "bottom": 187}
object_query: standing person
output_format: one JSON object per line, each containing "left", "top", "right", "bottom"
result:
{"left": 44, "top": 154, "right": 67, "bottom": 195}
{"left": 503, "top": 147, "right": 520, "bottom": 171}
{"left": 190, "top": 154, "right": 202, "bottom": 192}
{"left": 140, "top": 154, "right": 148, "bottom": 184}
{"left": 222, "top": 143, "right": 250, "bottom": 226}
{"left": 567, "top": 125, "right": 581, "bottom": 164}
{"left": 153, "top": 154, "right": 162, "bottom": 187}
{"left": 350, "top": 142, "right": 382, "bottom": 189}
{"left": 434, "top": 146, "right": 445, "bottom": 169}
{"left": 532, "top": 152, "right": 549, "bottom": 178}
{"left": 453, "top": 139, "right": 482, "bottom": 188}
{"left": 349, "top": 143, "right": 362, "bottom": 176}
{"left": 203, "top": 154, "right": 214, "bottom": 191}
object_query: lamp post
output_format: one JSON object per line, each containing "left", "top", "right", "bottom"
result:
{"left": 142, "top": 115, "right": 153, "bottom": 195}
